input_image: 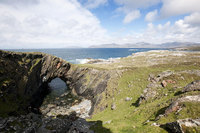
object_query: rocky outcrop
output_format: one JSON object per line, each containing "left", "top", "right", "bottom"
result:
{"left": 137, "top": 88, "right": 157, "bottom": 105}
{"left": 164, "top": 95, "right": 200, "bottom": 115}
{"left": 182, "top": 80, "right": 200, "bottom": 93}
{"left": 0, "top": 50, "right": 110, "bottom": 117}
{"left": 161, "top": 118, "right": 200, "bottom": 133}
{"left": 137, "top": 70, "right": 200, "bottom": 106}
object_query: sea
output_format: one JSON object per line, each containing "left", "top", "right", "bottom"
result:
{"left": 7, "top": 48, "right": 167, "bottom": 64}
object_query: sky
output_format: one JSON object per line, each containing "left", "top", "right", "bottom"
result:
{"left": 0, "top": 0, "right": 200, "bottom": 49}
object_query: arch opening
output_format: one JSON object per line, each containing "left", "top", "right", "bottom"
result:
{"left": 48, "top": 77, "right": 68, "bottom": 97}
{"left": 40, "top": 77, "right": 71, "bottom": 107}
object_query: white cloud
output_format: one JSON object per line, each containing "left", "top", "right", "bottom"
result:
{"left": 161, "top": 0, "right": 200, "bottom": 17}
{"left": 184, "top": 12, "right": 200, "bottom": 26}
{"left": 127, "top": 13, "right": 200, "bottom": 43}
{"left": 114, "top": 0, "right": 160, "bottom": 23}
{"left": 145, "top": 10, "right": 158, "bottom": 22}
{"left": 114, "top": 0, "right": 200, "bottom": 23}
{"left": 106, "top": 13, "right": 200, "bottom": 45}
{"left": 0, "top": 0, "right": 108, "bottom": 49}
{"left": 84, "top": 0, "right": 107, "bottom": 9}
{"left": 123, "top": 10, "right": 140, "bottom": 24}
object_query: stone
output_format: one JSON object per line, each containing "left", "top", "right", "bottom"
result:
{"left": 151, "top": 123, "right": 160, "bottom": 127}
{"left": 103, "top": 120, "right": 112, "bottom": 124}
{"left": 161, "top": 80, "right": 167, "bottom": 87}
{"left": 111, "top": 103, "right": 116, "bottom": 110}
{"left": 125, "top": 97, "right": 132, "bottom": 101}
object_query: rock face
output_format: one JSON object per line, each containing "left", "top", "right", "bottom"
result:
{"left": 66, "top": 66, "right": 110, "bottom": 114}
{"left": 0, "top": 50, "right": 110, "bottom": 117}
{"left": 0, "top": 50, "right": 70, "bottom": 116}
{"left": 161, "top": 118, "right": 200, "bottom": 133}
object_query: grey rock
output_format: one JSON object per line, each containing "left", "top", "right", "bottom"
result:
{"left": 147, "top": 83, "right": 162, "bottom": 89}
{"left": 156, "top": 70, "right": 173, "bottom": 81}
{"left": 125, "top": 97, "right": 132, "bottom": 101}
{"left": 148, "top": 74, "right": 156, "bottom": 82}
{"left": 111, "top": 103, "right": 116, "bottom": 110}
{"left": 165, "top": 95, "right": 200, "bottom": 115}
{"left": 137, "top": 88, "right": 157, "bottom": 105}
{"left": 182, "top": 80, "right": 200, "bottom": 93}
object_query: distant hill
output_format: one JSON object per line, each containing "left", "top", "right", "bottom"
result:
{"left": 89, "top": 42, "right": 200, "bottom": 48}
{"left": 89, "top": 43, "right": 122, "bottom": 48}
{"left": 159, "top": 42, "right": 200, "bottom": 48}
{"left": 89, "top": 42, "right": 156, "bottom": 48}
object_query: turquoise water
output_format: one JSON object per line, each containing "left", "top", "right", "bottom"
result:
{"left": 8, "top": 48, "right": 167, "bottom": 64}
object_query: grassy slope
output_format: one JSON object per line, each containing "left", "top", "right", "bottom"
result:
{"left": 83, "top": 51, "right": 200, "bottom": 133}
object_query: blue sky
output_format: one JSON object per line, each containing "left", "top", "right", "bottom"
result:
{"left": 85, "top": 0, "right": 159, "bottom": 33}
{"left": 0, "top": 0, "right": 200, "bottom": 48}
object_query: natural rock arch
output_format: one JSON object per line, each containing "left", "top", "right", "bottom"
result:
{"left": 0, "top": 50, "right": 110, "bottom": 116}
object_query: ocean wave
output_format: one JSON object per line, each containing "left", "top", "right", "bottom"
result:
{"left": 69, "top": 57, "right": 121, "bottom": 64}
{"left": 68, "top": 59, "right": 90, "bottom": 64}
{"left": 128, "top": 49, "right": 138, "bottom": 51}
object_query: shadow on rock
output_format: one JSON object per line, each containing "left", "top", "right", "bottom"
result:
{"left": 131, "top": 98, "right": 140, "bottom": 107}
{"left": 90, "top": 120, "right": 112, "bottom": 133}
{"left": 154, "top": 106, "right": 168, "bottom": 121}
{"left": 174, "top": 91, "right": 183, "bottom": 96}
